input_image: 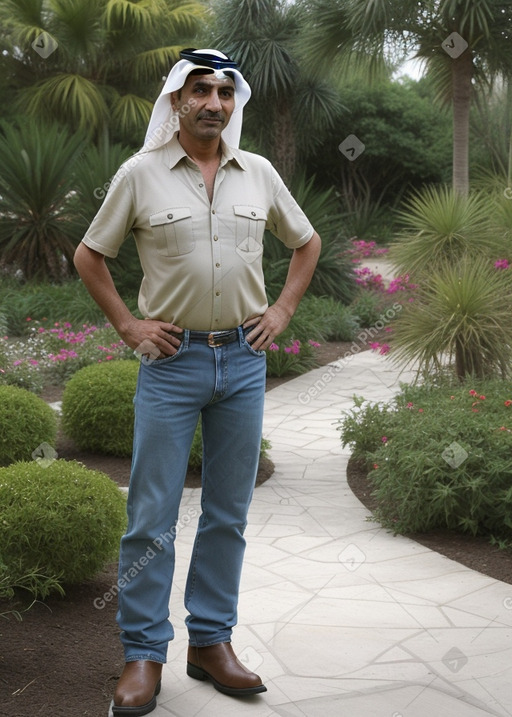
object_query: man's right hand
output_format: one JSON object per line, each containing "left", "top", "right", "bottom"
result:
{"left": 119, "top": 316, "right": 183, "bottom": 360}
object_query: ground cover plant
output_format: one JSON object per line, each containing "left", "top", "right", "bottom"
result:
{"left": 340, "top": 379, "right": 512, "bottom": 545}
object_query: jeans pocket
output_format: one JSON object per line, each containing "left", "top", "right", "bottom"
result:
{"left": 242, "top": 337, "right": 266, "bottom": 358}
{"left": 143, "top": 338, "right": 188, "bottom": 367}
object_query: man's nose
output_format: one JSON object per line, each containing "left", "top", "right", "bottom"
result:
{"left": 205, "top": 90, "right": 223, "bottom": 111}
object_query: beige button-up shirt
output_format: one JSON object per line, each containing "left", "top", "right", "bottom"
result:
{"left": 82, "top": 135, "right": 314, "bottom": 330}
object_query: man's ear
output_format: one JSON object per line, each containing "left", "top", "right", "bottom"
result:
{"left": 170, "top": 91, "right": 179, "bottom": 111}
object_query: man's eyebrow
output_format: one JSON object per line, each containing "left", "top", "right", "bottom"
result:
{"left": 191, "top": 79, "right": 235, "bottom": 91}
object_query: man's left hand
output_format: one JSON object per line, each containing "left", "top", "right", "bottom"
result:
{"left": 243, "top": 304, "right": 292, "bottom": 351}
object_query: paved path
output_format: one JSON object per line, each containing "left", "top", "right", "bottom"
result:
{"left": 114, "top": 351, "right": 512, "bottom": 717}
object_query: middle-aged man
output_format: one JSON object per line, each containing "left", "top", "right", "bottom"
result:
{"left": 74, "top": 48, "right": 321, "bottom": 717}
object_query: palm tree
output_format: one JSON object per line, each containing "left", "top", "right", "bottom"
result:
{"left": 0, "top": 119, "right": 88, "bottom": 282}
{"left": 300, "top": 0, "right": 512, "bottom": 196}
{"left": 209, "top": 0, "right": 345, "bottom": 185}
{"left": 0, "top": 0, "right": 206, "bottom": 145}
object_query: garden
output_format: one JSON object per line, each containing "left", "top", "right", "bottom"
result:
{"left": 1, "top": 0, "right": 512, "bottom": 715}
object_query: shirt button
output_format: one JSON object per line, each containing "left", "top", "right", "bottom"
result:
{"left": 167, "top": 213, "right": 173, "bottom": 220}
{"left": 251, "top": 211, "right": 256, "bottom": 217}
{"left": 199, "top": 183, "right": 204, "bottom": 188}
{"left": 215, "top": 291, "right": 220, "bottom": 296}
{"left": 213, "top": 235, "right": 218, "bottom": 241}
{"left": 212, "top": 209, "right": 216, "bottom": 214}
{"left": 215, "top": 262, "right": 220, "bottom": 268}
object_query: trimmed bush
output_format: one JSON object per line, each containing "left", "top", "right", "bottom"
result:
{"left": 61, "top": 360, "right": 138, "bottom": 456}
{"left": 340, "top": 380, "right": 512, "bottom": 542}
{"left": 0, "top": 385, "right": 57, "bottom": 466}
{"left": 0, "top": 460, "right": 126, "bottom": 598}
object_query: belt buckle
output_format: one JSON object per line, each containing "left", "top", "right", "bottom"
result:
{"left": 208, "top": 331, "right": 225, "bottom": 347}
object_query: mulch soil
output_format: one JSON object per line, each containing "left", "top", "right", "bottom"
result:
{"left": 1, "top": 340, "right": 510, "bottom": 717}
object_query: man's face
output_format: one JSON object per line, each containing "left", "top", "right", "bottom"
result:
{"left": 171, "top": 72, "right": 236, "bottom": 142}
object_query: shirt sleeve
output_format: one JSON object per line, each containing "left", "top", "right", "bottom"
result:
{"left": 81, "top": 168, "right": 136, "bottom": 259}
{"left": 266, "top": 166, "right": 315, "bottom": 249}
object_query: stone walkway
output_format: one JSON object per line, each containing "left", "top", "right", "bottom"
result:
{"left": 112, "top": 350, "right": 512, "bottom": 717}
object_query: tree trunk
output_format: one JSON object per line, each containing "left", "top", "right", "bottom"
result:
{"left": 270, "top": 99, "right": 296, "bottom": 187}
{"left": 452, "top": 48, "right": 473, "bottom": 196}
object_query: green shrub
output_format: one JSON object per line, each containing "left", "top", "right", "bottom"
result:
{"left": 389, "top": 185, "right": 507, "bottom": 279}
{"left": 390, "top": 256, "right": 512, "bottom": 380}
{"left": 340, "top": 380, "right": 512, "bottom": 542}
{"left": 0, "top": 460, "right": 126, "bottom": 598}
{"left": 61, "top": 360, "right": 138, "bottom": 457}
{"left": 0, "top": 385, "right": 57, "bottom": 466}
{"left": 289, "top": 294, "right": 358, "bottom": 342}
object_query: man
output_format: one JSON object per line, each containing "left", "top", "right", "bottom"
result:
{"left": 74, "top": 48, "right": 321, "bottom": 716}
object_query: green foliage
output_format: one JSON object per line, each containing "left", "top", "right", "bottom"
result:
{"left": 0, "top": 460, "right": 126, "bottom": 598}
{"left": 0, "top": 386, "right": 57, "bottom": 466}
{"left": 389, "top": 185, "right": 505, "bottom": 278}
{"left": 263, "top": 174, "right": 356, "bottom": 304}
{"left": 339, "top": 380, "right": 512, "bottom": 542}
{"left": 0, "top": 0, "right": 207, "bottom": 144}
{"left": 61, "top": 360, "right": 139, "bottom": 457}
{"left": 350, "top": 292, "right": 383, "bottom": 329}
{"left": 0, "top": 278, "right": 139, "bottom": 336}
{"left": 289, "top": 294, "right": 358, "bottom": 342}
{"left": 391, "top": 256, "right": 512, "bottom": 381}
{"left": 0, "top": 118, "right": 89, "bottom": 282}
{"left": 266, "top": 338, "right": 318, "bottom": 378}
{"left": 333, "top": 81, "right": 452, "bottom": 206}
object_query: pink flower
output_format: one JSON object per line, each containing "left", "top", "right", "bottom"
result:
{"left": 505, "top": 400, "right": 512, "bottom": 407}
{"left": 269, "top": 343, "right": 279, "bottom": 351}
{"left": 469, "top": 389, "right": 477, "bottom": 396}
{"left": 381, "top": 436, "right": 388, "bottom": 443}
{"left": 308, "top": 340, "right": 321, "bottom": 348}
{"left": 379, "top": 344, "right": 390, "bottom": 355}
{"left": 494, "top": 259, "right": 509, "bottom": 270}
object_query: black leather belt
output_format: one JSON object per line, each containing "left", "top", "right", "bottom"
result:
{"left": 188, "top": 329, "right": 238, "bottom": 347}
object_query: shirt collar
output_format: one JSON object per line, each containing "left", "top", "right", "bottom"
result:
{"left": 165, "top": 134, "right": 248, "bottom": 171}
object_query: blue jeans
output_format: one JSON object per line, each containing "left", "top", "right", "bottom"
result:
{"left": 117, "top": 326, "right": 266, "bottom": 663}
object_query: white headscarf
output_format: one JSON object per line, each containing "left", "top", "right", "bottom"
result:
{"left": 144, "top": 48, "right": 251, "bottom": 151}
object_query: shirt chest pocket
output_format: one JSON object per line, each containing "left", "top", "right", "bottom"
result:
{"left": 149, "top": 208, "right": 195, "bottom": 257}
{"left": 233, "top": 205, "right": 267, "bottom": 263}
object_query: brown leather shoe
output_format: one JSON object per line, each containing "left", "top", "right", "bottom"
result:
{"left": 111, "top": 660, "right": 162, "bottom": 716}
{"left": 187, "top": 642, "right": 267, "bottom": 696}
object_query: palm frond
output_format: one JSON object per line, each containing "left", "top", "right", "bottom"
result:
{"left": 390, "top": 185, "right": 505, "bottom": 277}
{"left": 129, "top": 46, "right": 183, "bottom": 85}
{"left": 17, "top": 73, "right": 109, "bottom": 135}
{"left": 103, "top": 0, "right": 165, "bottom": 33}
{"left": 0, "top": 118, "right": 88, "bottom": 281}
{"left": 110, "top": 93, "right": 154, "bottom": 141}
